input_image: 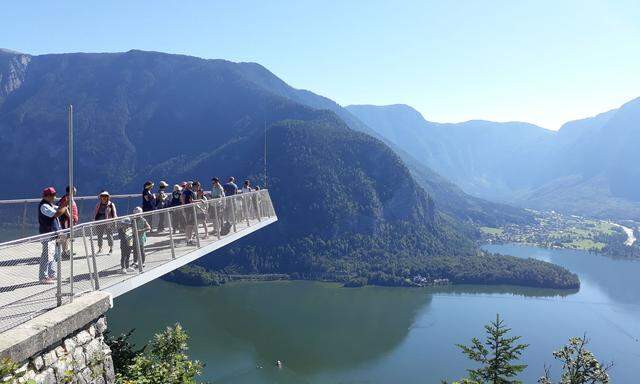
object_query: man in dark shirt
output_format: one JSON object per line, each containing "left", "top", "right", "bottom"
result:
{"left": 223, "top": 177, "right": 238, "bottom": 197}
{"left": 181, "top": 182, "right": 197, "bottom": 245}
{"left": 142, "top": 181, "right": 156, "bottom": 212}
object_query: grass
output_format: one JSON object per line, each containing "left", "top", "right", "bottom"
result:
{"left": 565, "top": 239, "right": 605, "bottom": 251}
{"left": 480, "top": 226, "right": 503, "bottom": 235}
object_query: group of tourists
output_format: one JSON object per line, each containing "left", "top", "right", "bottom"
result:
{"left": 37, "top": 176, "right": 261, "bottom": 284}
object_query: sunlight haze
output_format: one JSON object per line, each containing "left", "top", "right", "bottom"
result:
{"left": 4, "top": 0, "right": 639, "bottom": 129}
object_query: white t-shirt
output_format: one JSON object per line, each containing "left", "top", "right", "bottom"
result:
{"left": 241, "top": 187, "right": 252, "bottom": 194}
{"left": 40, "top": 203, "right": 58, "bottom": 218}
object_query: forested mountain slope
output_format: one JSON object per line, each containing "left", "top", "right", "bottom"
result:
{"left": 0, "top": 49, "right": 576, "bottom": 288}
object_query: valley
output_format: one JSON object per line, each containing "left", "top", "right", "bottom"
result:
{"left": 480, "top": 210, "right": 640, "bottom": 257}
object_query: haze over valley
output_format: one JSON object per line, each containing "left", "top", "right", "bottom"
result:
{"left": 1, "top": 2, "right": 639, "bottom": 382}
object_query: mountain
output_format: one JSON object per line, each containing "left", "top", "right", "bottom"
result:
{"left": 229, "top": 65, "right": 534, "bottom": 227}
{"left": 0, "top": 48, "right": 577, "bottom": 288}
{"left": 347, "top": 102, "right": 640, "bottom": 220}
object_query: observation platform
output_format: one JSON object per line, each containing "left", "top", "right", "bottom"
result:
{"left": 0, "top": 190, "right": 277, "bottom": 333}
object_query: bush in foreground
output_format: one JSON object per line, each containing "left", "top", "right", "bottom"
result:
{"left": 112, "top": 324, "right": 203, "bottom": 384}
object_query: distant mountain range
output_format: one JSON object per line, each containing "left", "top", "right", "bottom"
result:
{"left": 347, "top": 100, "right": 640, "bottom": 220}
{"left": 0, "top": 48, "right": 576, "bottom": 288}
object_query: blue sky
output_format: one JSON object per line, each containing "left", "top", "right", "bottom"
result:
{"left": 3, "top": 0, "right": 639, "bottom": 129}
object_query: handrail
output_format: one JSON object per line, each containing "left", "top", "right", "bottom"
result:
{"left": 0, "top": 189, "right": 277, "bottom": 333}
{"left": 0, "top": 193, "right": 141, "bottom": 205}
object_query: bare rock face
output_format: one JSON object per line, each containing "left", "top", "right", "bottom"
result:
{"left": 0, "top": 50, "right": 30, "bottom": 102}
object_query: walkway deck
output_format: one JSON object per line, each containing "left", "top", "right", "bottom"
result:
{"left": 0, "top": 190, "right": 277, "bottom": 333}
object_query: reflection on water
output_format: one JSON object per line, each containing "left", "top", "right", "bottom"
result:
{"left": 484, "top": 243, "right": 640, "bottom": 306}
{"left": 427, "top": 283, "right": 577, "bottom": 298}
{"left": 109, "top": 244, "right": 640, "bottom": 383}
{"left": 110, "top": 280, "right": 432, "bottom": 382}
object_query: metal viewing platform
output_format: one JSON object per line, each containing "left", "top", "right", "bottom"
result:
{"left": 0, "top": 190, "right": 277, "bottom": 333}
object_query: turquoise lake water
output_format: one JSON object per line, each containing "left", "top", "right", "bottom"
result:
{"left": 108, "top": 244, "right": 640, "bottom": 383}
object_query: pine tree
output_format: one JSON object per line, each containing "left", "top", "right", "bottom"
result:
{"left": 456, "top": 314, "right": 529, "bottom": 384}
{"left": 538, "top": 335, "right": 612, "bottom": 384}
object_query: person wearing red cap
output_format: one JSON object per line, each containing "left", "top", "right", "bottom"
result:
{"left": 38, "top": 187, "right": 68, "bottom": 284}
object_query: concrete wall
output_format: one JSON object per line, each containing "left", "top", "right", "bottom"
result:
{"left": 0, "top": 292, "right": 115, "bottom": 384}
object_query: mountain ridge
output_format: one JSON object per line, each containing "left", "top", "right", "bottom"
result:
{"left": 347, "top": 99, "right": 640, "bottom": 219}
{"left": 0, "top": 48, "right": 577, "bottom": 288}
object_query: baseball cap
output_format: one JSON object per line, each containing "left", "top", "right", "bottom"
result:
{"left": 42, "top": 187, "right": 57, "bottom": 196}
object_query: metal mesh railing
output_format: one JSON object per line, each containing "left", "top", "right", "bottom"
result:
{"left": 0, "top": 190, "right": 276, "bottom": 333}
{"left": 0, "top": 194, "right": 142, "bottom": 243}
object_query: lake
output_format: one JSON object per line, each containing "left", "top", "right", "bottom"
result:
{"left": 108, "top": 244, "right": 640, "bottom": 383}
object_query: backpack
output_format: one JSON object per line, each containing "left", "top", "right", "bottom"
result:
{"left": 220, "top": 221, "right": 232, "bottom": 236}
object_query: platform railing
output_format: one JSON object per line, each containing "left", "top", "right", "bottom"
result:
{"left": 0, "top": 190, "right": 276, "bottom": 333}
{"left": 0, "top": 194, "right": 145, "bottom": 241}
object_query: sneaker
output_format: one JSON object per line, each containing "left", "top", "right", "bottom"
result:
{"left": 126, "top": 267, "right": 135, "bottom": 272}
{"left": 121, "top": 268, "right": 128, "bottom": 274}
{"left": 40, "top": 278, "right": 55, "bottom": 285}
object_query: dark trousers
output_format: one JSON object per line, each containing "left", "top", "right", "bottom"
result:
{"left": 157, "top": 212, "right": 166, "bottom": 231}
{"left": 120, "top": 244, "right": 131, "bottom": 269}
{"left": 96, "top": 222, "right": 114, "bottom": 249}
{"left": 133, "top": 237, "right": 146, "bottom": 265}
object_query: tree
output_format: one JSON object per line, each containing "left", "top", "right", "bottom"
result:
{"left": 116, "top": 323, "right": 203, "bottom": 384}
{"left": 104, "top": 329, "right": 146, "bottom": 377}
{"left": 456, "top": 314, "right": 529, "bottom": 384}
{"left": 538, "top": 335, "right": 612, "bottom": 384}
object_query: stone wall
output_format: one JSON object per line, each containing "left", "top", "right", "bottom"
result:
{"left": 0, "top": 292, "right": 114, "bottom": 384}
{"left": 7, "top": 316, "right": 115, "bottom": 384}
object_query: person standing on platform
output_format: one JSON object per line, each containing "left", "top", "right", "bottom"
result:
{"left": 156, "top": 181, "right": 169, "bottom": 232}
{"left": 169, "top": 184, "right": 184, "bottom": 234}
{"left": 38, "top": 187, "right": 68, "bottom": 284}
{"left": 181, "top": 182, "right": 197, "bottom": 245}
{"left": 142, "top": 181, "right": 156, "bottom": 213}
{"left": 58, "top": 186, "right": 78, "bottom": 260}
{"left": 93, "top": 191, "right": 117, "bottom": 254}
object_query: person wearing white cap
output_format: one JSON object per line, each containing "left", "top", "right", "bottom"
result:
{"left": 93, "top": 191, "right": 118, "bottom": 254}
{"left": 155, "top": 181, "right": 169, "bottom": 232}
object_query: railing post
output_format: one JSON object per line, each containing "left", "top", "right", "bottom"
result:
{"left": 69, "top": 229, "right": 74, "bottom": 301}
{"left": 56, "top": 237, "right": 62, "bottom": 306}
{"left": 266, "top": 191, "right": 274, "bottom": 217}
{"left": 132, "top": 218, "right": 144, "bottom": 273}
{"left": 21, "top": 202, "right": 27, "bottom": 238}
{"left": 167, "top": 210, "right": 176, "bottom": 259}
{"left": 81, "top": 226, "right": 95, "bottom": 290}
{"left": 88, "top": 225, "right": 96, "bottom": 258}
{"left": 212, "top": 199, "right": 221, "bottom": 240}
{"left": 192, "top": 205, "right": 201, "bottom": 247}
{"left": 258, "top": 191, "right": 265, "bottom": 219}
{"left": 243, "top": 195, "right": 250, "bottom": 227}
{"left": 251, "top": 192, "right": 262, "bottom": 222}
{"left": 231, "top": 196, "right": 237, "bottom": 233}
{"left": 89, "top": 229, "right": 100, "bottom": 290}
